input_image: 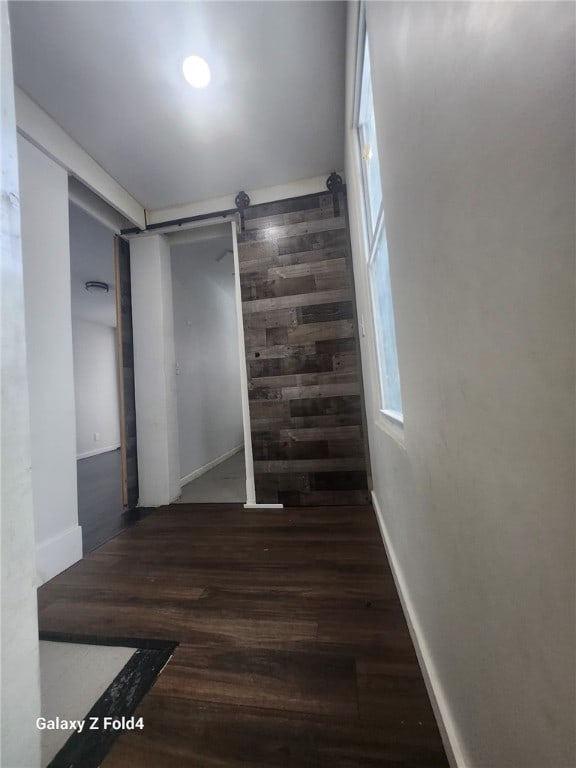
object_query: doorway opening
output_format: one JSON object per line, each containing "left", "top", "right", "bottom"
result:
{"left": 169, "top": 225, "right": 246, "bottom": 503}
{"left": 69, "top": 201, "right": 123, "bottom": 552}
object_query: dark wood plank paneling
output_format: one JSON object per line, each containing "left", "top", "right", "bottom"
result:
{"left": 242, "top": 288, "right": 351, "bottom": 314}
{"left": 238, "top": 192, "right": 369, "bottom": 505}
{"left": 115, "top": 236, "right": 139, "bottom": 508}
{"left": 37, "top": 503, "right": 448, "bottom": 767}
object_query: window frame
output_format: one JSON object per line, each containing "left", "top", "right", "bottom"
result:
{"left": 354, "top": 10, "right": 404, "bottom": 432}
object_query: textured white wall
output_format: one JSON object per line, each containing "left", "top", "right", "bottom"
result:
{"left": 131, "top": 234, "right": 181, "bottom": 506}
{"left": 72, "top": 319, "right": 120, "bottom": 458}
{"left": 1, "top": 5, "right": 41, "bottom": 764}
{"left": 345, "top": 3, "right": 575, "bottom": 767}
{"left": 18, "top": 135, "right": 82, "bottom": 584}
{"left": 171, "top": 238, "right": 243, "bottom": 481}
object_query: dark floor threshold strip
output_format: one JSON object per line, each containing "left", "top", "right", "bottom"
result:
{"left": 43, "top": 635, "right": 177, "bottom": 768}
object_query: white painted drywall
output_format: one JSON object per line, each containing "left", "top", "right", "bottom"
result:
{"left": 131, "top": 234, "right": 181, "bottom": 506}
{"left": 69, "top": 201, "right": 116, "bottom": 327}
{"left": 69, "top": 202, "right": 120, "bottom": 459}
{"left": 18, "top": 135, "right": 82, "bottom": 585}
{"left": 1, "top": 5, "right": 41, "bottom": 764}
{"left": 345, "top": 4, "right": 575, "bottom": 767}
{"left": 14, "top": 86, "right": 145, "bottom": 227}
{"left": 72, "top": 320, "right": 120, "bottom": 458}
{"left": 171, "top": 236, "right": 243, "bottom": 482}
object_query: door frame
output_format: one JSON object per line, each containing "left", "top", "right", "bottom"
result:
{"left": 113, "top": 235, "right": 134, "bottom": 507}
{"left": 230, "top": 219, "right": 257, "bottom": 506}
{"left": 127, "top": 216, "right": 262, "bottom": 507}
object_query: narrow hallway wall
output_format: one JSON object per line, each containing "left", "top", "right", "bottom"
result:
{"left": 171, "top": 238, "right": 243, "bottom": 483}
{"left": 18, "top": 135, "right": 82, "bottom": 583}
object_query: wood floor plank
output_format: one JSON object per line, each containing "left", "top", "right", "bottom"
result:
{"left": 242, "top": 288, "right": 351, "bottom": 315}
{"left": 239, "top": 246, "right": 348, "bottom": 276}
{"left": 277, "top": 228, "right": 348, "bottom": 256}
{"left": 250, "top": 371, "right": 357, "bottom": 390}
{"left": 267, "top": 257, "right": 348, "bottom": 280}
{"left": 154, "top": 644, "right": 358, "bottom": 716}
{"left": 279, "top": 425, "right": 362, "bottom": 442}
{"left": 242, "top": 215, "right": 344, "bottom": 241}
{"left": 279, "top": 381, "right": 360, "bottom": 401}
{"left": 37, "top": 504, "right": 448, "bottom": 768}
{"left": 245, "top": 343, "right": 317, "bottom": 360}
{"left": 287, "top": 319, "right": 355, "bottom": 344}
{"left": 254, "top": 458, "right": 366, "bottom": 473}
{"left": 244, "top": 207, "right": 323, "bottom": 231}
{"left": 104, "top": 694, "right": 448, "bottom": 768}
{"left": 243, "top": 307, "right": 299, "bottom": 330}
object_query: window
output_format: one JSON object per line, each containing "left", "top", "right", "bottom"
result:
{"left": 356, "top": 33, "right": 403, "bottom": 423}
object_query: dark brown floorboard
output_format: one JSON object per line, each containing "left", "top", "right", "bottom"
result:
{"left": 37, "top": 503, "right": 448, "bottom": 767}
{"left": 76, "top": 448, "right": 124, "bottom": 554}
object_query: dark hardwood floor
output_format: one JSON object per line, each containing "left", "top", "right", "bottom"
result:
{"left": 37, "top": 504, "right": 449, "bottom": 767}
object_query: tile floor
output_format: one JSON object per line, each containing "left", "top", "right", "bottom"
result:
{"left": 177, "top": 449, "right": 245, "bottom": 504}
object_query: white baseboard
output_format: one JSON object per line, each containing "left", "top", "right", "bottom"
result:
{"left": 243, "top": 503, "right": 284, "bottom": 509}
{"left": 35, "top": 524, "right": 83, "bottom": 586}
{"left": 180, "top": 444, "right": 243, "bottom": 487}
{"left": 371, "top": 490, "right": 469, "bottom": 768}
{"left": 77, "top": 444, "right": 120, "bottom": 460}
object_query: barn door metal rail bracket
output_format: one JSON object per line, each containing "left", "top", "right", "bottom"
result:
{"left": 326, "top": 172, "right": 344, "bottom": 217}
{"left": 120, "top": 190, "right": 252, "bottom": 236}
{"left": 235, "top": 190, "right": 251, "bottom": 233}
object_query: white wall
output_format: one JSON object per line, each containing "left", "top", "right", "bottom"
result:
{"left": 131, "top": 234, "right": 181, "bottom": 506}
{"left": 72, "top": 320, "right": 120, "bottom": 458}
{"left": 1, "top": 5, "right": 41, "bottom": 764}
{"left": 345, "top": 3, "right": 575, "bottom": 767}
{"left": 18, "top": 135, "right": 82, "bottom": 585}
{"left": 171, "top": 237, "right": 243, "bottom": 482}
{"left": 69, "top": 201, "right": 116, "bottom": 327}
{"left": 69, "top": 202, "right": 120, "bottom": 459}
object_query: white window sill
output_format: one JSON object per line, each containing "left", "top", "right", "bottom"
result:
{"left": 375, "top": 408, "right": 406, "bottom": 450}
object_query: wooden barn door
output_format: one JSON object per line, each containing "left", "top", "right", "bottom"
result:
{"left": 237, "top": 190, "right": 370, "bottom": 505}
{"left": 114, "top": 236, "right": 139, "bottom": 509}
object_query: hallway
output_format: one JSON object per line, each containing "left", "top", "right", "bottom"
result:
{"left": 3, "top": 3, "right": 574, "bottom": 766}
{"left": 177, "top": 450, "right": 245, "bottom": 504}
{"left": 37, "top": 503, "right": 448, "bottom": 767}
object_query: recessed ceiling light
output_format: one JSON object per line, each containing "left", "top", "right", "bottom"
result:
{"left": 182, "top": 55, "right": 211, "bottom": 89}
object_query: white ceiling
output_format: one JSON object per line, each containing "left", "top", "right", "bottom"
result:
{"left": 9, "top": 1, "right": 346, "bottom": 211}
